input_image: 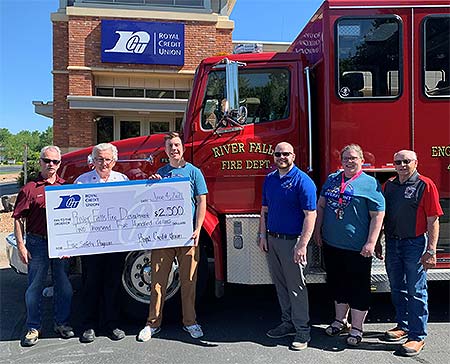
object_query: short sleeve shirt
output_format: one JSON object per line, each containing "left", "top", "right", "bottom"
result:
{"left": 320, "top": 171, "right": 385, "bottom": 251}
{"left": 262, "top": 165, "right": 317, "bottom": 235}
{"left": 13, "top": 174, "right": 65, "bottom": 236}
{"left": 74, "top": 169, "right": 129, "bottom": 184}
{"left": 383, "top": 171, "right": 443, "bottom": 239}
{"left": 157, "top": 162, "right": 208, "bottom": 217}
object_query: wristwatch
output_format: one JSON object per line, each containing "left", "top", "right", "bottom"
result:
{"left": 258, "top": 233, "right": 265, "bottom": 238}
{"left": 426, "top": 249, "right": 436, "bottom": 256}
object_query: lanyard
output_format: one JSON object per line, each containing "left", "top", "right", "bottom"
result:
{"left": 338, "top": 170, "right": 362, "bottom": 206}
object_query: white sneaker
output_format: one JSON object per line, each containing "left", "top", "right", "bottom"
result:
{"left": 183, "top": 324, "right": 204, "bottom": 338}
{"left": 137, "top": 326, "right": 161, "bottom": 342}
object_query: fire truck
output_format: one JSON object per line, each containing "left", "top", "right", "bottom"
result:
{"left": 7, "top": 0, "right": 450, "bottom": 315}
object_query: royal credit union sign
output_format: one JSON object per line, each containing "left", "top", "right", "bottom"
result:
{"left": 101, "top": 20, "right": 184, "bottom": 66}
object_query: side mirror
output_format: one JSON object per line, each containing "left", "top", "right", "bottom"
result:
{"left": 225, "top": 60, "right": 240, "bottom": 112}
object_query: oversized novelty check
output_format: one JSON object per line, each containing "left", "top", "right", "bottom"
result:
{"left": 45, "top": 178, "right": 193, "bottom": 258}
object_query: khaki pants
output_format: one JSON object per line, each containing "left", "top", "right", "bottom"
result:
{"left": 146, "top": 245, "right": 199, "bottom": 327}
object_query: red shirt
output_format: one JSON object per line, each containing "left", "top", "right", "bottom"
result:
{"left": 13, "top": 174, "right": 65, "bottom": 236}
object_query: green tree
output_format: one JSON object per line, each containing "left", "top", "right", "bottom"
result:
{"left": 0, "top": 127, "right": 53, "bottom": 162}
{"left": 38, "top": 126, "right": 53, "bottom": 149}
{"left": 17, "top": 150, "right": 41, "bottom": 186}
{"left": 0, "top": 128, "right": 12, "bottom": 163}
{"left": 0, "top": 128, "right": 12, "bottom": 144}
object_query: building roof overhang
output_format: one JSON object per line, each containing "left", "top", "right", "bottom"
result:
{"left": 32, "top": 101, "right": 53, "bottom": 119}
{"left": 66, "top": 96, "right": 188, "bottom": 113}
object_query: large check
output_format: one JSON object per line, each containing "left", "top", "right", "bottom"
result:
{"left": 45, "top": 178, "right": 193, "bottom": 258}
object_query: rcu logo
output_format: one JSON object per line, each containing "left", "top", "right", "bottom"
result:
{"left": 105, "top": 31, "right": 150, "bottom": 54}
{"left": 55, "top": 195, "right": 81, "bottom": 209}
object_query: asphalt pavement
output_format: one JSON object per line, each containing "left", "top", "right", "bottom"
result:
{"left": 0, "top": 240, "right": 449, "bottom": 364}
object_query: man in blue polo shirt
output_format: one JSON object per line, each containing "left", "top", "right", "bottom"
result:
{"left": 259, "top": 142, "right": 317, "bottom": 351}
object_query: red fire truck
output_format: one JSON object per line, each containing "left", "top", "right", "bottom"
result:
{"left": 7, "top": 0, "right": 450, "bottom": 315}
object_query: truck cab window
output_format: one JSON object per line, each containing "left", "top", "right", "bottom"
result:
{"left": 336, "top": 17, "right": 401, "bottom": 99}
{"left": 423, "top": 16, "right": 450, "bottom": 97}
{"left": 201, "top": 68, "right": 290, "bottom": 130}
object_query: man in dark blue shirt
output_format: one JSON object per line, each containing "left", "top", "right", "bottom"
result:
{"left": 259, "top": 142, "right": 317, "bottom": 351}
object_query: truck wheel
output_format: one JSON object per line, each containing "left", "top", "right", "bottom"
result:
{"left": 120, "top": 250, "right": 181, "bottom": 320}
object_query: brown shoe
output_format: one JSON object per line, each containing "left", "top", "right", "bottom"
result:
{"left": 398, "top": 340, "right": 425, "bottom": 357}
{"left": 384, "top": 326, "right": 408, "bottom": 341}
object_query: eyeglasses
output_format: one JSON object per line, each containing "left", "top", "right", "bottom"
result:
{"left": 94, "top": 158, "right": 114, "bottom": 164}
{"left": 394, "top": 159, "right": 415, "bottom": 165}
{"left": 41, "top": 158, "right": 61, "bottom": 165}
{"left": 342, "top": 156, "right": 360, "bottom": 162}
{"left": 274, "top": 152, "right": 293, "bottom": 157}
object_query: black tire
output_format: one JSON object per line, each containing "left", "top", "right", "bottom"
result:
{"left": 120, "top": 250, "right": 180, "bottom": 321}
{"left": 120, "top": 243, "right": 210, "bottom": 321}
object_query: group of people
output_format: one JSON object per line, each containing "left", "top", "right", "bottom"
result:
{"left": 258, "top": 142, "right": 442, "bottom": 357}
{"left": 13, "top": 133, "right": 208, "bottom": 347}
{"left": 13, "top": 136, "right": 442, "bottom": 358}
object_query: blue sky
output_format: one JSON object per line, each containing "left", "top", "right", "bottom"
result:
{"left": 0, "top": 0, "right": 322, "bottom": 134}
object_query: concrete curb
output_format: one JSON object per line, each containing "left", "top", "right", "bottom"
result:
{"left": 0, "top": 232, "right": 10, "bottom": 269}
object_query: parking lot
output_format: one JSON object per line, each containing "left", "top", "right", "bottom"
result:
{"left": 1, "top": 230, "right": 449, "bottom": 364}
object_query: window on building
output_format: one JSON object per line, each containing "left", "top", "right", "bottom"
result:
{"left": 115, "top": 89, "right": 145, "bottom": 98}
{"left": 144, "top": 0, "right": 204, "bottom": 6}
{"left": 200, "top": 68, "right": 290, "bottom": 130}
{"left": 120, "top": 121, "right": 141, "bottom": 139}
{"left": 96, "top": 88, "right": 114, "bottom": 96}
{"left": 336, "top": 17, "right": 401, "bottom": 99}
{"left": 96, "top": 116, "right": 114, "bottom": 143}
{"left": 76, "top": 0, "right": 204, "bottom": 7}
{"left": 423, "top": 16, "right": 450, "bottom": 97}
{"left": 95, "top": 87, "right": 189, "bottom": 99}
{"left": 146, "top": 90, "right": 175, "bottom": 98}
{"left": 150, "top": 122, "right": 170, "bottom": 134}
{"left": 175, "top": 90, "right": 190, "bottom": 99}
{"left": 175, "top": 117, "right": 183, "bottom": 131}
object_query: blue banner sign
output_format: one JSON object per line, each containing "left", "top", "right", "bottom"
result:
{"left": 101, "top": 20, "right": 184, "bottom": 65}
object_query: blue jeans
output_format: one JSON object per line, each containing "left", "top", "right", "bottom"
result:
{"left": 25, "top": 235, "right": 73, "bottom": 330}
{"left": 385, "top": 235, "right": 428, "bottom": 341}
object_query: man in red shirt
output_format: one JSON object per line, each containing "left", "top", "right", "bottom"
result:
{"left": 382, "top": 149, "right": 443, "bottom": 357}
{"left": 13, "top": 146, "right": 73, "bottom": 346}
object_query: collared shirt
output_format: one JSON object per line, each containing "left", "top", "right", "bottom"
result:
{"left": 13, "top": 173, "right": 65, "bottom": 236}
{"left": 74, "top": 169, "right": 129, "bottom": 184}
{"left": 262, "top": 165, "right": 317, "bottom": 235}
{"left": 383, "top": 170, "right": 443, "bottom": 239}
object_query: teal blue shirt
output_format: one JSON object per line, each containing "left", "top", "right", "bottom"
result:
{"left": 157, "top": 162, "right": 208, "bottom": 218}
{"left": 320, "top": 171, "right": 385, "bottom": 251}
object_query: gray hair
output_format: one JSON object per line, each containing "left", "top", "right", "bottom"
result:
{"left": 92, "top": 143, "right": 118, "bottom": 161}
{"left": 40, "top": 145, "right": 61, "bottom": 158}
{"left": 340, "top": 144, "right": 364, "bottom": 160}
{"left": 394, "top": 149, "right": 417, "bottom": 160}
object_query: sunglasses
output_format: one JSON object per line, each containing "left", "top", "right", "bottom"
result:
{"left": 394, "top": 159, "right": 415, "bottom": 165}
{"left": 274, "top": 152, "right": 293, "bottom": 157}
{"left": 41, "top": 157, "right": 61, "bottom": 165}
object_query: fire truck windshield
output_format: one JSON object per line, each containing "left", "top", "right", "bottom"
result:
{"left": 200, "top": 68, "right": 290, "bottom": 130}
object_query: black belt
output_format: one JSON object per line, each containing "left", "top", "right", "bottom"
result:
{"left": 268, "top": 232, "right": 299, "bottom": 240}
{"left": 27, "top": 233, "right": 48, "bottom": 240}
{"left": 387, "top": 234, "right": 422, "bottom": 241}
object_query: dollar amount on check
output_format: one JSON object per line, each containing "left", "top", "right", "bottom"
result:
{"left": 45, "top": 178, "right": 193, "bottom": 258}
